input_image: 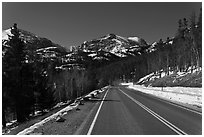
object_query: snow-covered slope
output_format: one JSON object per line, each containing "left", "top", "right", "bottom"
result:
{"left": 137, "top": 67, "right": 202, "bottom": 87}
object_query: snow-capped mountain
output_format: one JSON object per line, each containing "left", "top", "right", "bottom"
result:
{"left": 2, "top": 28, "right": 67, "bottom": 58}
{"left": 2, "top": 26, "right": 174, "bottom": 71}
{"left": 79, "top": 33, "right": 150, "bottom": 58}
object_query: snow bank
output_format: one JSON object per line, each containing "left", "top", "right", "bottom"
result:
{"left": 121, "top": 82, "right": 133, "bottom": 86}
{"left": 52, "top": 100, "right": 71, "bottom": 109}
{"left": 84, "top": 86, "right": 109, "bottom": 98}
{"left": 126, "top": 83, "right": 202, "bottom": 107}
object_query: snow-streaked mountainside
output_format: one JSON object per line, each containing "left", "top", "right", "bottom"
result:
{"left": 79, "top": 34, "right": 150, "bottom": 58}
{"left": 2, "top": 28, "right": 67, "bottom": 54}
{"left": 2, "top": 27, "right": 91, "bottom": 70}
{"left": 2, "top": 28, "right": 71, "bottom": 67}
{"left": 2, "top": 27, "right": 174, "bottom": 70}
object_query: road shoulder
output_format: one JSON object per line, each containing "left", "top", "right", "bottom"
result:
{"left": 28, "top": 91, "right": 107, "bottom": 135}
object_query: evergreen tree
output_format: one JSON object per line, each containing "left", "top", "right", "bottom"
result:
{"left": 3, "top": 23, "right": 30, "bottom": 122}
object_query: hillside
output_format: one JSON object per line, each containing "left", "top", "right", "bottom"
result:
{"left": 137, "top": 68, "right": 202, "bottom": 87}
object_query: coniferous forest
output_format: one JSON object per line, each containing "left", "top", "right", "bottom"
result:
{"left": 2, "top": 8, "right": 202, "bottom": 128}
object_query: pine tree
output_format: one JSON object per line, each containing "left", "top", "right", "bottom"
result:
{"left": 3, "top": 23, "right": 28, "bottom": 122}
{"left": 189, "top": 12, "right": 197, "bottom": 71}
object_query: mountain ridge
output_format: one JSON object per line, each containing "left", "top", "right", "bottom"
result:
{"left": 2, "top": 27, "right": 173, "bottom": 70}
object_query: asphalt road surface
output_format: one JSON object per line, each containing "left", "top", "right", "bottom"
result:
{"left": 80, "top": 86, "right": 202, "bottom": 135}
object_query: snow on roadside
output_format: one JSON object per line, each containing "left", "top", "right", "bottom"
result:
{"left": 84, "top": 86, "right": 109, "bottom": 98}
{"left": 52, "top": 100, "right": 71, "bottom": 109}
{"left": 17, "top": 86, "right": 109, "bottom": 135}
{"left": 17, "top": 103, "right": 78, "bottom": 135}
{"left": 6, "top": 120, "right": 17, "bottom": 127}
{"left": 122, "top": 83, "right": 202, "bottom": 108}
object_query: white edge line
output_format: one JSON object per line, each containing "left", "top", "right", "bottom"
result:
{"left": 118, "top": 88, "right": 187, "bottom": 135}
{"left": 158, "top": 98, "right": 202, "bottom": 115}
{"left": 87, "top": 88, "right": 109, "bottom": 135}
{"left": 128, "top": 87, "right": 202, "bottom": 115}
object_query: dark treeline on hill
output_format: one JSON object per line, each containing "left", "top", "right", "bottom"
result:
{"left": 2, "top": 24, "right": 97, "bottom": 126}
{"left": 94, "top": 9, "right": 202, "bottom": 85}
{"left": 2, "top": 9, "right": 202, "bottom": 127}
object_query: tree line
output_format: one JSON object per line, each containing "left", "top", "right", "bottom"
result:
{"left": 2, "top": 24, "right": 98, "bottom": 127}
{"left": 95, "top": 9, "right": 202, "bottom": 85}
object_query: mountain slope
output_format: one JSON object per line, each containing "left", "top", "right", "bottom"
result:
{"left": 2, "top": 28, "right": 67, "bottom": 57}
{"left": 79, "top": 33, "right": 150, "bottom": 58}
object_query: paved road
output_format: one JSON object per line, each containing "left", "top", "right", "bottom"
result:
{"left": 81, "top": 86, "right": 202, "bottom": 135}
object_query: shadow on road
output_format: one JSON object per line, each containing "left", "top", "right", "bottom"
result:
{"left": 85, "top": 99, "right": 120, "bottom": 102}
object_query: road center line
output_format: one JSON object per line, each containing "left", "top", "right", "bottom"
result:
{"left": 87, "top": 88, "right": 109, "bottom": 135}
{"left": 118, "top": 88, "right": 188, "bottom": 135}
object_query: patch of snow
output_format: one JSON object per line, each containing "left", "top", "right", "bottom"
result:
{"left": 116, "top": 35, "right": 128, "bottom": 42}
{"left": 2, "top": 29, "right": 12, "bottom": 40}
{"left": 83, "top": 49, "right": 92, "bottom": 52}
{"left": 149, "top": 48, "right": 156, "bottom": 52}
{"left": 6, "top": 120, "right": 17, "bottom": 127}
{"left": 151, "top": 42, "right": 157, "bottom": 46}
{"left": 52, "top": 101, "right": 71, "bottom": 109}
{"left": 114, "top": 52, "right": 127, "bottom": 57}
{"left": 101, "top": 35, "right": 111, "bottom": 40}
{"left": 161, "top": 71, "right": 166, "bottom": 78}
{"left": 55, "top": 66, "right": 66, "bottom": 70}
{"left": 83, "top": 41, "right": 87, "bottom": 44}
{"left": 93, "top": 56, "right": 109, "bottom": 60}
{"left": 36, "top": 47, "right": 57, "bottom": 52}
{"left": 88, "top": 53, "right": 97, "bottom": 57}
{"left": 128, "top": 37, "right": 140, "bottom": 42}
{"left": 129, "top": 45, "right": 140, "bottom": 48}
{"left": 168, "top": 40, "right": 173, "bottom": 44}
{"left": 112, "top": 38, "right": 122, "bottom": 45}
{"left": 137, "top": 72, "right": 155, "bottom": 83}
{"left": 85, "top": 86, "right": 109, "bottom": 98}
{"left": 109, "top": 44, "right": 127, "bottom": 57}
{"left": 121, "top": 82, "right": 133, "bottom": 86}
{"left": 126, "top": 52, "right": 136, "bottom": 56}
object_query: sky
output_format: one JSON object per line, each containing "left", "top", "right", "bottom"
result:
{"left": 2, "top": 2, "right": 202, "bottom": 49}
